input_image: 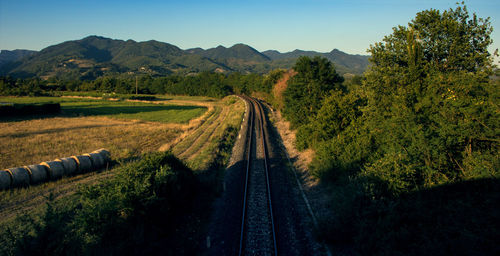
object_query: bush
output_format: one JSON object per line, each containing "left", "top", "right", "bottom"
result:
{"left": 0, "top": 151, "right": 198, "bottom": 255}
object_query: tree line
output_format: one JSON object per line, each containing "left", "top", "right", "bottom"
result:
{"left": 0, "top": 70, "right": 283, "bottom": 99}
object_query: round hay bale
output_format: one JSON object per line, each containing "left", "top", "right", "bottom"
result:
{"left": 0, "top": 170, "right": 12, "bottom": 190}
{"left": 8, "top": 167, "right": 30, "bottom": 187}
{"left": 71, "top": 155, "right": 92, "bottom": 173}
{"left": 56, "top": 157, "right": 78, "bottom": 176}
{"left": 85, "top": 153, "right": 105, "bottom": 170}
{"left": 25, "top": 164, "right": 49, "bottom": 184}
{"left": 92, "top": 148, "right": 111, "bottom": 162}
{"left": 41, "top": 161, "right": 65, "bottom": 180}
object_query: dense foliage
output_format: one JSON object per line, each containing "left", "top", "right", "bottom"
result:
{"left": 0, "top": 152, "right": 200, "bottom": 255}
{"left": 0, "top": 71, "right": 275, "bottom": 98}
{"left": 282, "top": 56, "right": 344, "bottom": 128}
{"left": 282, "top": 4, "right": 499, "bottom": 255}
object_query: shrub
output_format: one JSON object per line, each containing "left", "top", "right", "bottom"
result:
{"left": 0, "top": 151, "right": 198, "bottom": 255}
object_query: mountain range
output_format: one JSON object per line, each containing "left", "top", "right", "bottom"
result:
{"left": 0, "top": 36, "right": 370, "bottom": 79}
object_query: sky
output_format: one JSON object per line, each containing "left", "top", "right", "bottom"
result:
{"left": 0, "top": 0, "right": 499, "bottom": 58}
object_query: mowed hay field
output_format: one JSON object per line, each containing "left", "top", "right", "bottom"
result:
{"left": 0, "top": 96, "right": 209, "bottom": 169}
{"left": 0, "top": 95, "right": 245, "bottom": 223}
{"left": 0, "top": 117, "right": 180, "bottom": 169}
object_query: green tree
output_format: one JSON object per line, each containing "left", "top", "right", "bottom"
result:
{"left": 361, "top": 3, "right": 498, "bottom": 186}
{"left": 283, "top": 56, "right": 344, "bottom": 128}
{"left": 295, "top": 90, "right": 366, "bottom": 150}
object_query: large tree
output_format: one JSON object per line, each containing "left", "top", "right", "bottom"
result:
{"left": 304, "top": 3, "right": 498, "bottom": 188}
{"left": 359, "top": 3, "right": 498, "bottom": 186}
{"left": 283, "top": 56, "right": 344, "bottom": 128}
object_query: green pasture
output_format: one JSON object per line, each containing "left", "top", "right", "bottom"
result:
{"left": 0, "top": 96, "right": 207, "bottom": 123}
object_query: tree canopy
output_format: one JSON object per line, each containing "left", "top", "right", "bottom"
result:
{"left": 282, "top": 56, "right": 344, "bottom": 128}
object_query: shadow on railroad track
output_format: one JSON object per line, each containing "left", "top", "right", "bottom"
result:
{"left": 202, "top": 99, "right": 323, "bottom": 256}
{"left": 202, "top": 157, "right": 323, "bottom": 255}
{"left": 201, "top": 159, "right": 246, "bottom": 256}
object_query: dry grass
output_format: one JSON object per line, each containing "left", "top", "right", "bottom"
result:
{"left": 272, "top": 110, "right": 315, "bottom": 181}
{"left": 272, "top": 69, "right": 296, "bottom": 110}
{"left": 271, "top": 107, "right": 336, "bottom": 233}
{"left": 185, "top": 96, "right": 245, "bottom": 170}
{"left": 165, "top": 105, "right": 220, "bottom": 154}
{"left": 180, "top": 105, "right": 230, "bottom": 159}
{"left": 0, "top": 116, "right": 181, "bottom": 170}
{"left": 166, "top": 95, "right": 246, "bottom": 170}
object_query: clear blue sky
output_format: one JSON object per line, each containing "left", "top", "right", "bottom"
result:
{"left": 1, "top": 0, "right": 499, "bottom": 57}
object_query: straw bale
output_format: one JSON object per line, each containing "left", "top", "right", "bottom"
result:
{"left": 8, "top": 167, "right": 30, "bottom": 187}
{"left": 0, "top": 170, "right": 12, "bottom": 190}
{"left": 56, "top": 157, "right": 78, "bottom": 176}
{"left": 25, "top": 164, "right": 48, "bottom": 184}
{"left": 72, "top": 155, "right": 92, "bottom": 173}
{"left": 85, "top": 153, "right": 105, "bottom": 170}
{"left": 41, "top": 161, "right": 65, "bottom": 180}
{"left": 92, "top": 148, "right": 111, "bottom": 162}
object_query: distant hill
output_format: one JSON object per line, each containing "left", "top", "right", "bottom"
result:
{"left": 262, "top": 48, "right": 370, "bottom": 75}
{"left": 0, "top": 50, "right": 36, "bottom": 68}
{"left": 0, "top": 36, "right": 370, "bottom": 79}
{"left": 190, "top": 44, "right": 270, "bottom": 62}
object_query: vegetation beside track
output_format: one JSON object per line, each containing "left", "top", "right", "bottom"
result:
{"left": 272, "top": 4, "right": 499, "bottom": 255}
{"left": 0, "top": 94, "right": 243, "bottom": 228}
{"left": 0, "top": 95, "right": 245, "bottom": 255}
{"left": 0, "top": 151, "right": 200, "bottom": 255}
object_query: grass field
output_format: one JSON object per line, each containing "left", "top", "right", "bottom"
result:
{"left": 0, "top": 96, "right": 207, "bottom": 123}
{"left": 0, "top": 95, "right": 211, "bottom": 170}
{"left": 0, "top": 94, "right": 245, "bottom": 225}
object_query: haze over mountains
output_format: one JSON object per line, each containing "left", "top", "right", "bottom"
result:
{"left": 0, "top": 36, "right": 369, "bottom": 79}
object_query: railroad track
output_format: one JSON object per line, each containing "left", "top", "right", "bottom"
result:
{"left": 238, "top": 95, "right": 278, "bottom": 256}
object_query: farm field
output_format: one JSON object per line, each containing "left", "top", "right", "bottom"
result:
{"left": 0, "top": 94, "right": 245, "bottom": 224}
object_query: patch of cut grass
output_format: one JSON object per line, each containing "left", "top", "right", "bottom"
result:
{"left": 0, "top": 117, "right": 181, "bottom": 170}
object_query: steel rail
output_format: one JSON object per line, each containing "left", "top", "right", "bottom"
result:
{"left": 238, "top": 96, "right": 254, "bottom": 256}
{"left": 238, "top": 95, "right": 278, "bottom": 256}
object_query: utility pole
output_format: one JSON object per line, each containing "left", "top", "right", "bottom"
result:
{"left": 135, "top": 76, "right": 138, "bottom": 95}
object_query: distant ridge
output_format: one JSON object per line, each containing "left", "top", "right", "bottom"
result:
{"left": 0, "top": 36, "right": 370, "bottom": 79}
{"left": 262, "top": 48, "right": 370, "bottom": 74}
{"left": 0, "top": 50, "right": 36, "bottom": 68}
